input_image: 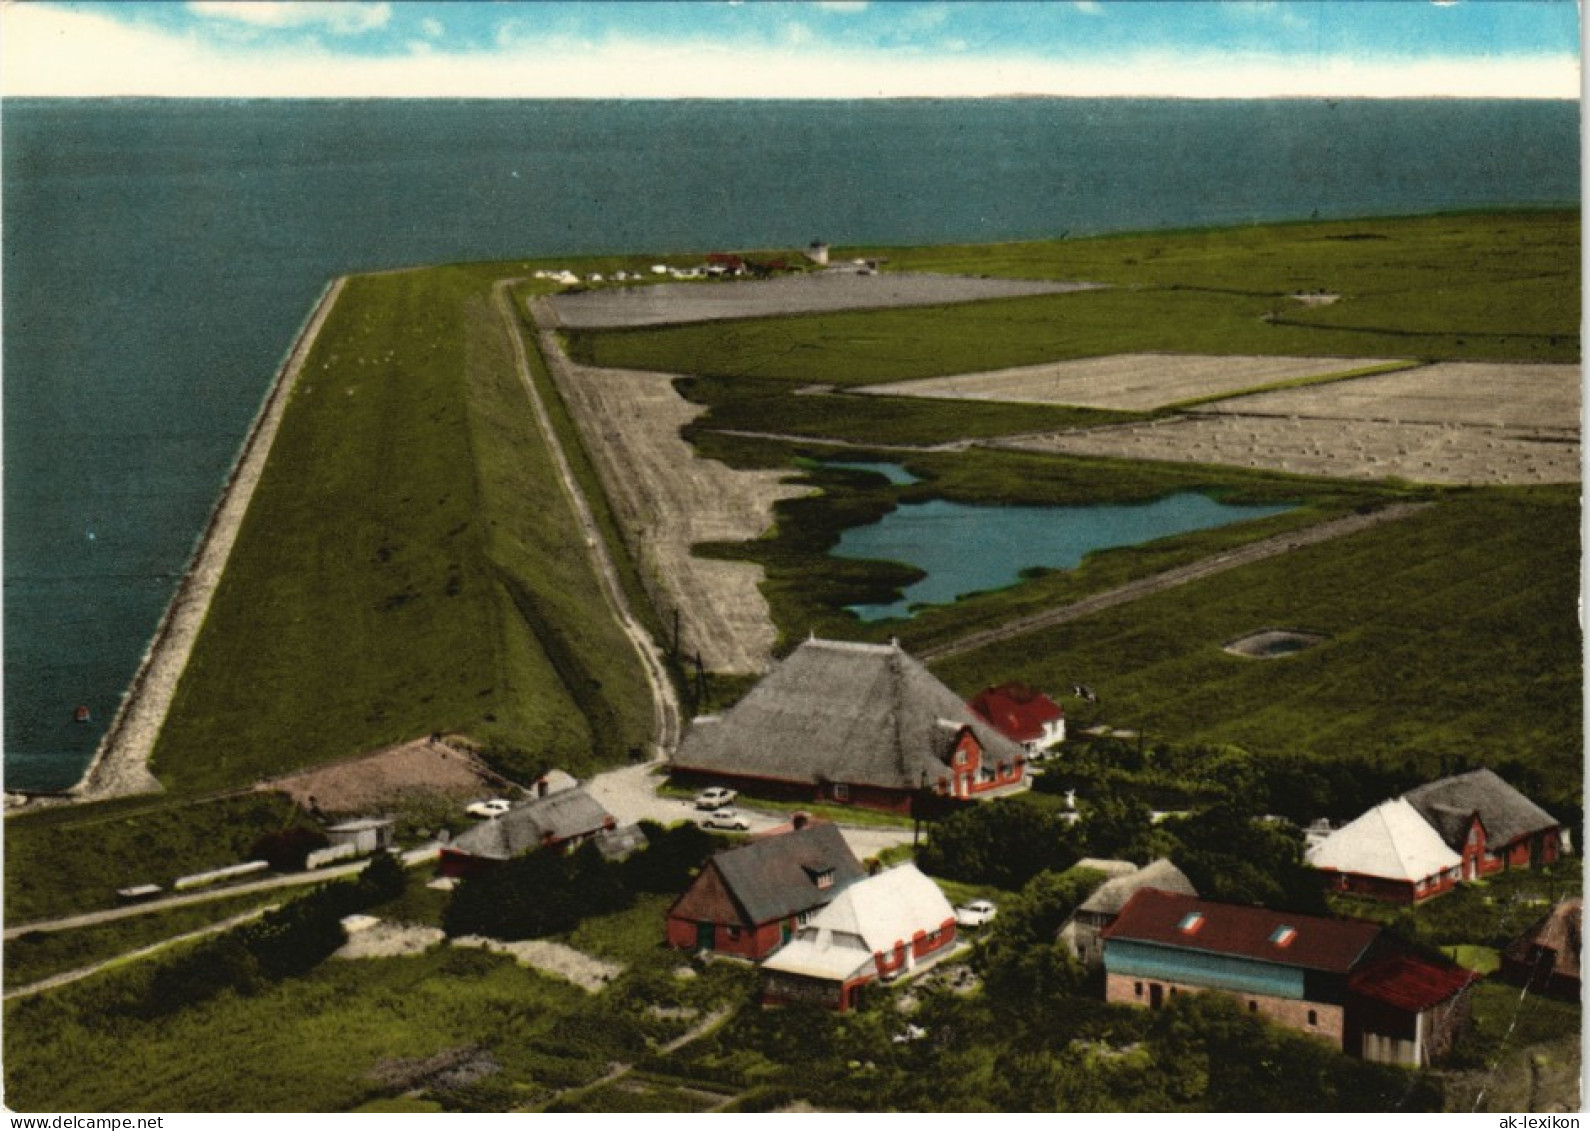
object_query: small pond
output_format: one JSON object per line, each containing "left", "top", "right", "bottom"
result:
{"left": 834, "top": 486, "right": 1296, "bottom": 621}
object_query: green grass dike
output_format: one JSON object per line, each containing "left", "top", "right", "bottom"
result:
{"left": 149, "top": 265, "right": 658, "bottom": 796}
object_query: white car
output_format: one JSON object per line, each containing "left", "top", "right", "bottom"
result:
{"left": 466, "top": 798, "right": 512, "bottom": 819}
{"left": 694, "top": 786, "right": 738, "bottom": 810}
{"left": 700, "top": 808, "right": 751, "bottom": 831}
{"left": 955, "top": 900, "right": 997, "bottom": 929}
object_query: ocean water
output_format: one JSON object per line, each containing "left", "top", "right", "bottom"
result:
{"left": 3, "top": 98, "right": 1578, "bottom": 790}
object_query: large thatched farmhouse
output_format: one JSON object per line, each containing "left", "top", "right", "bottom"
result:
{"left": 670, "top": 637, "right": 1028, "bottom": 813}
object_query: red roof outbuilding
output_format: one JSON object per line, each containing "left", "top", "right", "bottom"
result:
{"left": 969, "top": 682, "right": 1064, "bottom": 746}
{"left": 1348, "top": 952, "right": 1481, "bottom": 1013}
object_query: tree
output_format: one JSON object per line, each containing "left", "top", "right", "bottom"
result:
{"left": 918, "top": 796, "right": 1078, "bottom": 889}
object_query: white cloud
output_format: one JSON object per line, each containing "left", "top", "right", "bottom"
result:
{"left": 816, "top": 1, "right": 869, "bottom": 11}
{"left": 1073, "top": 2, "right": 1104, "bottom": 15}
{"left": 187, "top": 2, "right": 392, "bottom": 35}
{"left": 2, "top": 4, "right": 1576, "bottom": 100}
{"left": 420, "top": 17, "right": 445, "bottom": 40}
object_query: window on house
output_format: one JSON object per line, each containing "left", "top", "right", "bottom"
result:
{"left": 1249, "top": 1001, "right": 1258, "bottom": 1014}
{"left": 727, "top": 926, "right": 741, "bottom": 941}
{"left": 1308, "top": 1010, "right": 1318, "bottom": 1026}
{"left": 832, "top": 783, "right": 849, "bottom": 802}
{"left": 1269, "top": 925, "right": 1298, "bottom": 948}
{"left": 1177, "top": 911, "right": 1206, "bottom": 934}
{"left": 814, "top": 868, "right": 835, "bottom": 890}
{"left": 1134, "top": 982, "right": 1144, "bottom": 998}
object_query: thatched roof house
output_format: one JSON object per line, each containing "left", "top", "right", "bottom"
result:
{"left": 671, "top": 638, "right": 1028, "bottom": 813}
{"left": 1500, "top": 897, "right": 1581, "bottom": 999}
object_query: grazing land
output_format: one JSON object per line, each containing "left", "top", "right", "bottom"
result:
{"left": 147, "top": 266, "right": 657, "bottom": 797}
{"left": 861, "top": 353, "right": 1412, "bottom": 411}
{"left": 545, "top": 270, "right": 1100, "bottom": 328}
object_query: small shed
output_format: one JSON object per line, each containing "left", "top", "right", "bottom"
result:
{"left": 325, "top": 817, "right": 396, "bottom": 856}
{"left": 1500, "top": 898, "right": 1581, "bottom": 999}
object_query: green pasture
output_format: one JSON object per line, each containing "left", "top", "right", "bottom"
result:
{"left": 4, "top": 791, "right": 315, "bottom": 923}
{"left": 147, "top": 265, "right": 655, "bottom": 795}
{"left": 931, "top": 486, "right": 1582, "bottom": 806}
{"left": 4, "top": 886, "right": 289, "bottom": 990}
{"left": 568, "top": 211, "right": 1577, "bottom": 447}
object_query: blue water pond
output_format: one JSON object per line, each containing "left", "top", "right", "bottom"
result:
{"left": 834, "top": 488, "right": 1295, "bottom": 621}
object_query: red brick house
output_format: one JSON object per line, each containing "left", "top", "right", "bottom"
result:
{"left": 1402, "top": 769, "right": 1562, "bottom": 876}
{"left": 670, "top": 638, "right": 1028, "bottom": 814}
{"left": 1308, "top": 769, "right": 1563, "bottom": 903}
{"left": 1102, "top": 890, "right": 1479, "bottom": 1066}
{"left": 969, "top": 682, "right": 1065, "bottom": 756}
{"left": 761, "top": 863, "right": 958, "bottom": 1011}
{"left": 666, "top": 819, "right": 866, "bottom": 960}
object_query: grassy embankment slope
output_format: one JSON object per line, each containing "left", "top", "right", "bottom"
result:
{"left": 150, "top": 265, "right": 655, "bottom": 795}
{"left": 570, "top": 210, "right": 1581, "bottom": 805}
{"left": 6, "top": 262, "right": 661, "bottom": 923}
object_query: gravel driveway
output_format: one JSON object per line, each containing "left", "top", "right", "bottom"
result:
{"left": 585, "top": 762, "right": 914, "bottom": 860}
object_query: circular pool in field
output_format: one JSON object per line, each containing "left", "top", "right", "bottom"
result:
{"left": 1223, "top": 629, "right": 1329, "bottom": 659}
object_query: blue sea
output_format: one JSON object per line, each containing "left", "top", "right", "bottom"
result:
{"left": 3, "top": 98, "right": 1578, "bottom": 791}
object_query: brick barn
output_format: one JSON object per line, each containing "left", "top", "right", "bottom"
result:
{"left": 666, "top": 818, "right": 865, "bottom": 960}
{"left": 670, "top": 637, "right": 1027, "bottom": 814}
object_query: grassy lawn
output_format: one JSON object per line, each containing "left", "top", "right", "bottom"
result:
{"left": 4, "top": 886, "right": 289, "bottom": 990}
{"left": 148, "top": 265, "right": 655, "bottom": 795}
{"left": 931, "top": 486, "right": 1581, "bottom": 808}
{"left": 4, "top": 791, "right": 316, "bottom": 923}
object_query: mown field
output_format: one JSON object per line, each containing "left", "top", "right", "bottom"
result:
{"left": 149, "top": 265, "right": 657, "bottom": 796}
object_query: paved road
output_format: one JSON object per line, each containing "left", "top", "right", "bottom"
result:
{"left": 497, "top": 280, "right": 681, "bottom": 756}
{"left": 919, "top": 502, "right": 1433, "bottom": 663}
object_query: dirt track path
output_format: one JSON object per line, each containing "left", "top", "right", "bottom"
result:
{"left": 919, "top": 502, "right": 1433, "bottom": 664}
{"left": 494, "top": 281, "right": 681, "bottom": 756}
{"left": 4, "top": 903, "right": 281, "bottom": 1001}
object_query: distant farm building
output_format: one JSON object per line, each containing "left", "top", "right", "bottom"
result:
{"left": 1309, "top": 769, "right": 1563, "bottom": 902}
{"left": 760, "top": 863, "right": 958, "bottom": 1011}
{"left": 666, "top": 818, "right": 866, "bottom": 961}
{"left": 670, "top": 637, "right": 1028, "bottom": 813}
{"left": 1102, "top": 890, "right": 1478, "bottom": 1067}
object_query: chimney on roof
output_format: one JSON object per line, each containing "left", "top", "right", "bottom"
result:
{"left": 792, "top": 811, "right": 811, "bottom": 831}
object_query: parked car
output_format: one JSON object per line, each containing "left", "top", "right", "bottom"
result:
{"left": 466, "top": 798, "right": 512, "bottom": 819}
{"left": 700, "top": 808, "right": 751, "bottom": 832}
{"left": 694, "top": 786, "right": 738, "bottom": 810}
{"left": 955, "top": 899, "right": 997, "bottom": 928}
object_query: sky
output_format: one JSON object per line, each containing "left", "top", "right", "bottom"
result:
{"left": 1, "top": 1, "right": 1581, "bottom": 99}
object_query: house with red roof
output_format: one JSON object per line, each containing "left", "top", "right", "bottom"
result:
{"left": 969, "top": 682, "right": 1065, "bottom": 757}
{"left": 1102, "top": 890, "right": 1479, "bottom": 1066}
